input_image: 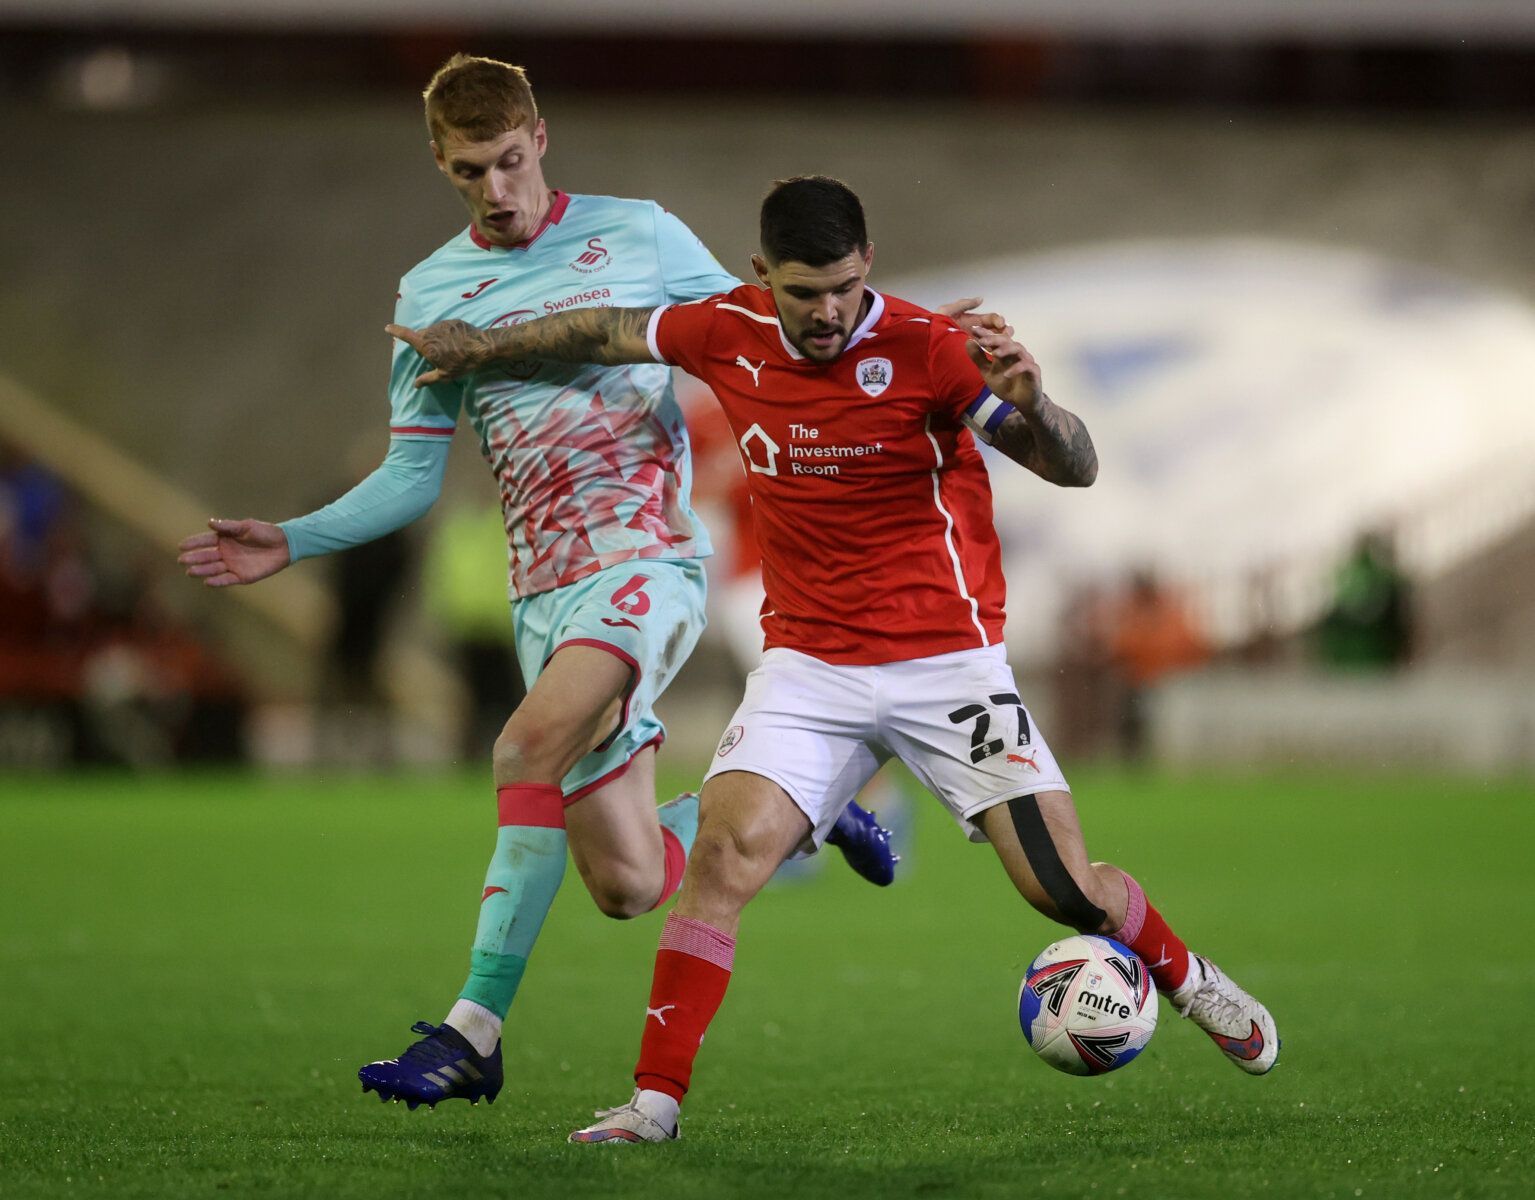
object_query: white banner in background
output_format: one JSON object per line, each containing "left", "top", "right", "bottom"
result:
{"left": 892, "top": 239, "right": 1535, "bottom": 660}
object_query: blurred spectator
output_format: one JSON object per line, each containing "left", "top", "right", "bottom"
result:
{"left": 80, "top": 566, "right": 248, "bottom": 765}
{"left": 0, "top": 442, "right": 70, "bottom": 573}
{"left": 1050, "top": 581, "right": 1120, "bottom": 761}
{"left": 315, "top": 441, "right": 416, "bottom": 765}
{"left": 1, "top": 445, "right": 247, "bottom": 766}
{"left": 1235, "top": 566, "right": 1285, "bottom": 666}
{"left": 1, "top": 451, "right": 98, "bottom": 703}
{"left": 1315, "top": 529, "right": 1412, "bottom": 671}
{"left": 1106, "top": 569, "right": 1211, "bottom": 761}
{"left": 326, "top": 529, "right": 413, "bottom": 708}
{"left": 423, "top": 500, "right": 524, "bottom": 762}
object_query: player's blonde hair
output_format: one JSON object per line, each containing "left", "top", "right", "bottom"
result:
{"left": 423, "top": 54, "right": 539, "bottom": 145}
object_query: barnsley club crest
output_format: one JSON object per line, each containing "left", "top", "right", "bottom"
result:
{"left": 717, "top": 725, "right": 744, "bottom": 756}
{"left": 856, "top": 357, "right": 893, "bottom": 397}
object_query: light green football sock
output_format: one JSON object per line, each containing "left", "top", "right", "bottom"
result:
{"left": 458, "top": 784, "right": 568, "bottom": 1018}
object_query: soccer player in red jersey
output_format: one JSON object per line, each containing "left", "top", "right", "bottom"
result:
{"left": 390, "top": 176, "right": 1281, "bottom": 1142}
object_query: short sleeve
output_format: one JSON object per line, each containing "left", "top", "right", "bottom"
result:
{"left": 389, "top": 284, "right": 462, "bottom": 442}
{"left": 647, "top": 298, "right": 721, "bottom": 378}
{"left": 928, "top": 319, "right": 990, "bottom": 419}
{"left": 652, "top": 204, "right": 741, "bottom": 303}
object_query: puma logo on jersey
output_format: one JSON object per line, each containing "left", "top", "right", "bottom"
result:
{"left": 646, "top": 1004, "right": 676, "bottom": 1026}
{"left": 735, "top": 356, "right": 765, "bottom": 386}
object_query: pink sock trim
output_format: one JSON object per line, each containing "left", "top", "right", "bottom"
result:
{"left": 658, "top": 912, "right": 735, "bottom": 971}
{"left": 649, "top": 827, "right": 687, "bottom": 911}
{"left": 1115, "top": 871, "right": 1147, "bottom": 944}
{"left": 496, "top": 783, "right": 566, "bottom": 828}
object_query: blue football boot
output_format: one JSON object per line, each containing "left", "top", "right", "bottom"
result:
{"left": 358, "top": 1021, "right": 502, "bottom": 1110}
{"left": 825, "top": 801, "right": 899, "bottom": 886}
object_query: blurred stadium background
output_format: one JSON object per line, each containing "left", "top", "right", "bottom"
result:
{"left": 2, "top": 4, "right": 1534, "bottom": 1195}
{"left": 3, "top": 2, "right": 1534, "bottom": 775}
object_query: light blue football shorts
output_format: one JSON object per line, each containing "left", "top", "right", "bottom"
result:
{"left": 510, "top": 557, "right": 708, "bottom": 802}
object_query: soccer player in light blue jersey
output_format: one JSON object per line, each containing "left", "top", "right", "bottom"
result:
{"left": 176, "top": 55, "right": 897, "bottom": 1109}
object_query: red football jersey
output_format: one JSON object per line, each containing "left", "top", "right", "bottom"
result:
{"left": 648, "top": 284, "right": 1007, "bottom": 665}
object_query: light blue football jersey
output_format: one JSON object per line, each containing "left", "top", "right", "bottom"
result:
{"left": 390, "top": 192, "right": 739, "bottom": 598}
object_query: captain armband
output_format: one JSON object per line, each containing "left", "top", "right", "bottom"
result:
{"left": 960, "top": 388, "right": 1017, "bottom": 446}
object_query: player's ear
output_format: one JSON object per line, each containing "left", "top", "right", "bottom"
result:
{"left": 750, "top": 253, "right": 771, "bottom": 288}
{"left": 430, "top": 141, "right": 449, "bottom": 177}
{"left": 533, "top": 119, "right": 548, "bottom": 158}
{"left": 862, "top": 242, "right": 875, "bottom": 275}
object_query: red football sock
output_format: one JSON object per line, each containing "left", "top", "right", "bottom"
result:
{"left": 1111, "top": 872, "right": 1192, "bottom": 993}
{"left": 634, "top": 913, "right": 735, "bottom": 1103}
{"left": 647, "top": 827, "right": 688, "bottom": 912}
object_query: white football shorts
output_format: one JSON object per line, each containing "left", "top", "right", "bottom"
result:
{"left": 702, "top": 643, "right": 1069, "bottom": 854}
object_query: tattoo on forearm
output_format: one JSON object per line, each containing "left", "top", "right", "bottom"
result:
{"left": 484, "top": 306, "right": 655, "bottom": 367}
{"left": 992, "top": 397, "right": 1098, "bottom": 487}
{"left": 413, "top": 307, "right": 656, "bottom": 378}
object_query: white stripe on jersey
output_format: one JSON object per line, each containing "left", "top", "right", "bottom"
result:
{"left": 717, "top": 303, "right": 780, "bottom": 326}
{"left": 922, "top": 415, "right": 988, "bottom": 645}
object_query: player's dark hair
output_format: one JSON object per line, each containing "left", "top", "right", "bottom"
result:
{"left": 759, "top": 176, "right": 868, "bottom": 267}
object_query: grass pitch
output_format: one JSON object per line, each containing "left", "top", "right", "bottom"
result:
{"left": 1, "top": 764, "right": 1531, "bottom": 1199}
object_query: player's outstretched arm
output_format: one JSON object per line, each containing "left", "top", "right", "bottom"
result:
{"left": 967, "top": 331, "right": 1098, "bottom": 488}
{"left": 177, "top": 518, "right": 291, "bottom": 587}
{"left": 178, "top": 437, "right": 451, "bottom": 586}
{"left": 388, "top": 306, "right": 658, "bottom": 387}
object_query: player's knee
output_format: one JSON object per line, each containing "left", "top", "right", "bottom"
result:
{"left": 492, "top": 723, "right": 566, "bottom": 785}
{"left": 684, "top": 826, "right": 759, "bottom": 907}
{"left": 587, "top": 876, "right": 653, "bottom": 920}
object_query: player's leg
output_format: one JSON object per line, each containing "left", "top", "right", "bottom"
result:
{"left": 885, "top": 645, "right": 1278, "bottom": 1075}
{"left": 370, "top": 560, "right": 711, "bottom": 1100}
{"left": 359, "top": 642, "right": 634, "bottom": 1107}
{"left": 568, "top": 770, "right": 814, "bottom": 1143}
{"left": 548, "top": 559, "right": 721, "bottom": 920}
{"left": 976, "top": 790, "right": 1125, "bottom": 930}
{"left": 570, "top": 649, "right": 884, "bottom": 1142}
{"left": 714, "top": 574, "right": 900, "bottom": 887}
{"left": 564, "top": 744, "right": 694, "bottom": 919}
{"left": 977, "top": 797, "right": 1279, "bottom": 1074}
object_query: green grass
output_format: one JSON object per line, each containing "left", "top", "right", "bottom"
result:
{"left": 1, "top": 765, "right": 1532, "bottom": 1199}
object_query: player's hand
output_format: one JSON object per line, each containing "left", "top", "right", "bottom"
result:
{"left": 966, "top": 330, "right": 1042, "bottom": 412}
{"left": 387, "top": 319, "right": 492, "bottom": 387}
{"left": 936, "top": 297, "right": 1013, "bottom": 339}
{"left": 177, "top": 518, "right": 291, "bottom": 587}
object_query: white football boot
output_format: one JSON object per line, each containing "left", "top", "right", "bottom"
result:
{"left": 1170, "top": 955, "right": 1280, "bottom": 1075}
{"left": 568, "top": 1089, "right": 679, "bottom": 1144}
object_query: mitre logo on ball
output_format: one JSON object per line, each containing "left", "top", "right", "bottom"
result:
{"left": 856, "top": 357, "right": 892, "bottom": 396}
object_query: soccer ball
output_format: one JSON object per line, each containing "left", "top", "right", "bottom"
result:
{"left": 1019, "top": 934, "right": 1158, "bottom": 1075}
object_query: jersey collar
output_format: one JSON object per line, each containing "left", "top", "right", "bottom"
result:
{"left": 467, "top": 190, "right": 570, "bottom": 252}
{"left": 776, "top": 287, "right": 886, "bottom": 362}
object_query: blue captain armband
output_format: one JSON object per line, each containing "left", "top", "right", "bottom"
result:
{"left": 960, "top": 388, "right": 1016, "bottom": 445}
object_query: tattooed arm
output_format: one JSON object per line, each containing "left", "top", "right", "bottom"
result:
{"left": 991, "top": 398, "right": 1098, "bottom": 487}
{"left": 387, "top": 306, "right": 658, "bottom": 387}
{"left": 966, "top": 330, "right": 1098, "bottom": 488}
